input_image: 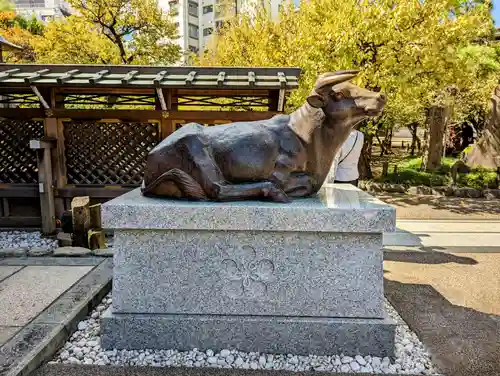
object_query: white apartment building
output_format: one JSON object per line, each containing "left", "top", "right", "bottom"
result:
{"left": 12, "top": 0, "right": 65, "bottom": 21}
{"left": 158, "top": 0, "right": 287, "bottom": 62}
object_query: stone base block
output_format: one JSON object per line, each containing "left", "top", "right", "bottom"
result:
{"left": 101, "top": 308, "right": 396, "bottom": 357}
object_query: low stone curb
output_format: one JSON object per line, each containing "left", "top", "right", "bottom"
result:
{"left": 31, "top": 364, "right": 410, "bottom": 376}
{"left": 0, "top": 259, "right": 112, "bottom": 376}
{"left": 360, "top": 181, "right": 500, "bottom": 199}
{"left": 0, "top": 247, "right": 114, "bottom": 259}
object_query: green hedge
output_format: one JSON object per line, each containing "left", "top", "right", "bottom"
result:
{"left": 375, "top": 157, "right": 497, "bottom": 189}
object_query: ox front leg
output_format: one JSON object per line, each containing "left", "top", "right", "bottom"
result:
{"left": 215, "top": 181, "right": 290, "bottom": 203}
{"left": 283, "top": 173, "right": 316, "bottom": 197}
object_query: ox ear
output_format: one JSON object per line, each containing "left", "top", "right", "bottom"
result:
{"left": 306, "top": 93, "right": 327, "bottom": 108}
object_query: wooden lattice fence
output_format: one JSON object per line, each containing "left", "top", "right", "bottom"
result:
{"left": 0, "top": 119, "right": 44, "bottom": 226}
{"left": 0, "top": 119, "right": 43, "bottom": 184}
{"left": 64, "top": 121, "right": 160, "bottom": 186}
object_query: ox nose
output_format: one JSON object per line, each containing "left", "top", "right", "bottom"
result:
{"left": 378, "top": 93, "right": 386, "bottom": 102}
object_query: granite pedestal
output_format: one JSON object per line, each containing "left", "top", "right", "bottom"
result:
{"left": 101, "top": 184, "right": 397, "bottom": 356}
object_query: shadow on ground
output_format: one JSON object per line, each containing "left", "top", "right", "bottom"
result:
{"left": 383, "top": 248, "right": 478, "bottom": 265}
{"left": 385, "top": 279, "right": 500, "bottom": 376}
{"left": 376, "top": 193, "right": 500, "bottom": 216}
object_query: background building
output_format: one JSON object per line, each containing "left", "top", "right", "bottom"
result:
{"left": 159, "top": 0, "right": 288, "bottom": 63}
{"left": 11, "top": 0, "right": 65, "bottom": 21}
{"left": 11, "top": 0, "right": 296, "bottom": 63}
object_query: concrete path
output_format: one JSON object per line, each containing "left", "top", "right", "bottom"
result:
{"left": 0, "top": 257, "right": 112, "bottom": 376}
{"left": 384, "top": 237, "right": 500, "bottom": 376}
{"left": 384, "top": 220, "right": 500, "bottom": 249}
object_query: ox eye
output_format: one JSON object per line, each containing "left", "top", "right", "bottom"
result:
{"left": 332, "top": 92, "right": 344, "bottom": 101}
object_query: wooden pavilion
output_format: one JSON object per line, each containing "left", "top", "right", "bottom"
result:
{"left": 0, "top": 64, "right": 301, "bottom": 232}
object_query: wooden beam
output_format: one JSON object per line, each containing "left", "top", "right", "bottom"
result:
{"left": 217, "top": 71, "right": 226, "bottom": 87}
{"left": 30, "top": 85, "right": 50, "bottom": 109}
{"left": 156, "top": 87, "right": 167, "bottom": 111}
{"left": 0, "top": 68, "right": 20, "bottom": 79}
{"left": 0, "top": 216, "right": 41, "bottom": 228}
{"left": 32, "top": 143, "right": 56, "bottom": 234}
{"left": 23, "top": 69, "right": 50, "bottom": 84}
{"left": 153, "top": 70, "right": 167, "bottom": 87}
{"left": 29, "top": 137, "right": 57, "bottom": 150}
{"left": 56, "top": 69, "right": 79, "bottom": 84}
{"left": 49, "top": 109, "right": 280, "bottom": 121}
{"left": 0, "top": 108, "right": 44, "bottom": 119}
{"left": 56, "top": 186, "right": 133, "bottom": 199}
{"left": 0, "top": 185, "right": 39, "bottom": 198}
{"left": 89, "top": 69, "right": 109, "bottom": 85}
{"left": 121, "top": 70, "right": 139, "bottom": 84}
{"left": 185, "top": 71, "right": 196, "bottom": 85}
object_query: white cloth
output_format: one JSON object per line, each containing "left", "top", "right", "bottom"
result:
{"left": 332, "top": 130, "right": 364, "bottom": 182}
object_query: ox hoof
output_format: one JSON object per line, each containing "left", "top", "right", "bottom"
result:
{"left": 269, "top": 188, "right": 290, "bottom": 203}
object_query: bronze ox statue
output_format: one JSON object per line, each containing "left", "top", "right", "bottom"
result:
{"left": 141, "top": 70, "right": 385, "bottom": 202}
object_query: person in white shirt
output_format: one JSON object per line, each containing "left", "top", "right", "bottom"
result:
{"left": 327, "top": 129, "right": 364, "bottom": 187}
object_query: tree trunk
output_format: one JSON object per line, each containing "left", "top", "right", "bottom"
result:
{"left": 409, "top": 122, "right": 421, "bottom": 156}
{"left": 358, "top": 133, "right": 373, "bottom": 179}
{"left": 464, "top": 85, "right": 500, "bottom": 168}
{"left": 422, "top": 105, "right": 449, "bottom": 171}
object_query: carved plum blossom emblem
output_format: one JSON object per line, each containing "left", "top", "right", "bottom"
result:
{"left": 220, "top": 245, "right": 275, "bottom": 298}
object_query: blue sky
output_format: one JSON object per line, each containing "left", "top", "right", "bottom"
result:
{"left": 493, "top": 0, "right": 500, "bottom": 25}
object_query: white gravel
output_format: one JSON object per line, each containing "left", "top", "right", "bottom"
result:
{"left": 52, "top": 294, "right": 437, "bottom": 374}
{"left": 0, "top": 231, "right": 58, "bottom": 252}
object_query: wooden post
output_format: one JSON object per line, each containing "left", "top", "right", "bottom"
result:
{"left": 71, "top": 196, "right": 91, "bottom": 248}
{"left": 30, "top": 138, "right": 57, "bottom": 234}
{"left": 393, "top": 165, "right": 398, "bottom": 175}
{"left": 88, "top": 203, "right": 105, "bottom": 250}
{"left": 382, "top": 162, "right": 389, "bottom": 177}
{"left": 44, "top": 116, "right": 67, "bottom": 218}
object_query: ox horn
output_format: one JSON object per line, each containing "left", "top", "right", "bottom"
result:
{"left": 315, "top": 70, "right": 359, "bottom": 90}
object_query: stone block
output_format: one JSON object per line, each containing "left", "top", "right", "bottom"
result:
{"left": 101, "top": 184, "right": 396, "bottom": 356}
{"left": 102, "top": 185, "right": 396, "bottom": 234}
{"left": 28, "top": 247, "right": 53, "bottom": 257}
{"left": 431, "top": 186, "right": 454, "bottom": 196}
{"left": 452, "top": 187, "right": 483, "bottom": 198}
{"left": 483, "top": 189, "right": 500, "bottom": 199}
{"left": 0, "top": 247, "right": 28, "bottom": 258}
{"left": 112, "top": 230, "right": 384, "bottom": 318}
{"left": 382, "top": 183, "right": 406, "bottom": 193}
{"left": 53, "top": 246, "right": 92, "bottom": 257}
{"left": 408, "top": 185, "right": 433, "bottom": 195}
{"left": 101, "top": 309, "right": 396, "bottom": 357}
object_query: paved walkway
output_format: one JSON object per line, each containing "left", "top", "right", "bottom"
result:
{"left": 383, "top": 219, "right": 500, "bottom": 376}
{"left": 0, "top": 257, "right": 111, "bottom": 376}
{"left": 384, "top": 220, "right": 500, "bottom": 250}
{"left": 3, "top": 218, "right": 500, "bottom": 376}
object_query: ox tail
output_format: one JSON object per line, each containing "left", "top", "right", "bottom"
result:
{"left": 141, "top": 168, "right": 207, "bottom": 199}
